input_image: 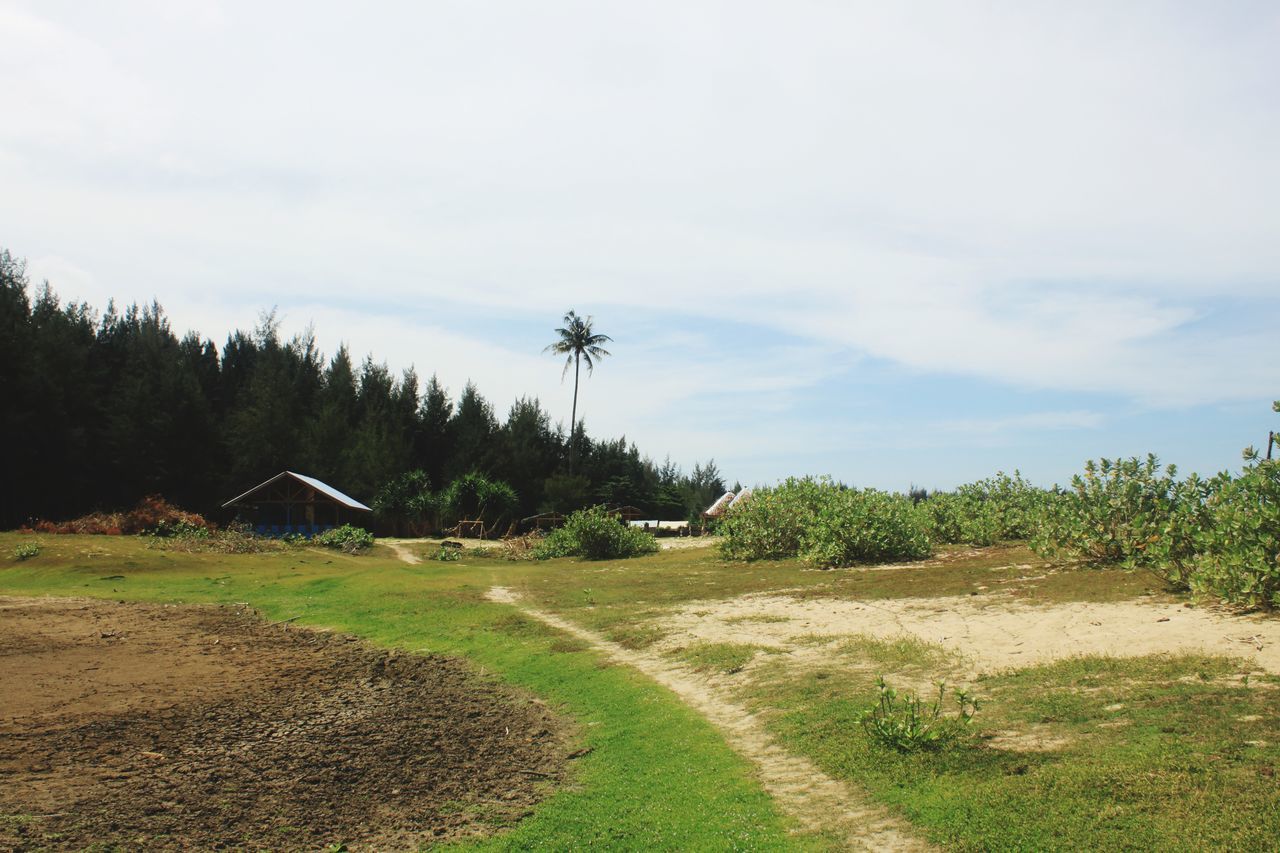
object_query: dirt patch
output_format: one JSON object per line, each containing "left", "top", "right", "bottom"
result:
{"left": 379, "top": 538, "right": 424, "bottom": 564}
{"left": 486, "top": 587, "right": 929, "bottom": 851}
{"left": 658, "top": 594, "right": 1280, "bottom": 675}
{"left": 985, "top": 726, "right": 1075, "bottom": 753}
{"left": 0, "top": 596, "right": 569, "bottom": 851}
{"left": 658, "top": 537, "right": 720, "bottom": 551}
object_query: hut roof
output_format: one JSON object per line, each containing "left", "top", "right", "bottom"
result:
{"left": 222, "top": 471, "right": 372, "bottom": 512}
{"left": 703, "top": 491, "right": 735, "bottom": 517}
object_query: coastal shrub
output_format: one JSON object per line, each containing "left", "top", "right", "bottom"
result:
{"left": 803, "top": 488, "right": 932, "bottom": 568}
{"left": 923, "top": 471, "right": 1048, "bottom": 546}
{"left": 1028, "top": 455, "right": 1212, "bottom": 589}
{"left": 313, "top": 524, "right": 374, "bottom": 553}
{"left": 717, "top": 477, "right": 829, "bottom": 561}
{"left": 534, "top": 506, "right": 658, "bottom": 560}
{"left": 922, "top": 491, "right": 1001, "bottom": 546}
{"left": 719, "top": 477, "right": 933, "bottom": 566}
{"left": 1190, "top": 452, "right": 1280, "bottom": 609}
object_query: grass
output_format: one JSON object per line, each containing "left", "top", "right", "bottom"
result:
{"left": 0, "top": 533, "right": 802, "bottom": 851}
{"left": 5, "top": 534, "right": 1279, "bottom": 850}
{"left": 671, "top": 642, "right": 768, "bottom": 674}
{"left": 754, "top": 654, "right": 1280, "bottom": 850}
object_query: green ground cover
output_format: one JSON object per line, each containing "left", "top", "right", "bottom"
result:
{"left": 5, "top": 534, "right": 1278, "bottom": 851}
{"left": 0, "top": 533, "right": 801, "bottom": 851}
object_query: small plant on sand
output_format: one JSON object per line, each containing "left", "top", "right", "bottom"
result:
{"left": 860, "top": 677, "right": 978, "bottom": 752}
{"left": 313, "top": 524, "right": 374, "bottom": 554}
{"left": 13, "top": 542, "right": 40, "bottom": 560}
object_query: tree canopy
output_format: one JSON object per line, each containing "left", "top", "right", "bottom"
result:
{"left": 0, "top": 250, "right": 726, "bottom": 529}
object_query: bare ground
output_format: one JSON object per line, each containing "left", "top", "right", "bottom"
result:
{"left": 0, "top": 596, "right": 570, "bottom": 851}
{"left": 485, "top": 586, "right": 930, "bottom": 851}
{"left": 656, "top": 593, "right": 1280, "bottom": 675}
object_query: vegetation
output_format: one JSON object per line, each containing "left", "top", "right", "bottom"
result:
{"left": 1190, "top": 437, "right": 1280, "bottom": 608}
{"left": 26, "top": 495, "right": 211, "bottom": 536}
{"left": 860, "top": 677, "right": 978, "bottom": 753}
{"left": 0, "top": 533, "right": 796, "bottom": 849}
{"left": 7, "top": 535, "right": 1276, "bottom": 849}
{"left": 0, "top": 250, "right": 723, "bottom": 530}
{"left": 12, "top": 542, "right": 39, "bottom": 560}
{"left": 313, "top": 524, "right": 375, "bottom": 553}
{"left": 543, "top": 310, "right": 612, "bottom": 468}
{"left": 719, "top": 477, "right": 932, "bottom": 567}
{"left": 533, "top": 506, "right": 659, "bottom": 560}
{"left": 921, "top": 471, "right": 1047, "bottom": 546}
{"left": 1027, "top": 405, "right": 1280, "bottom": 609}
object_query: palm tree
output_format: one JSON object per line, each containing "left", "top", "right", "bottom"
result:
{"left": 544, "top": 310, "right": 612, "bottom": 465}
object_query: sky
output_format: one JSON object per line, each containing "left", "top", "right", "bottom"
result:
{"left": 3, "top": 0, "right": 1278, "bottom": 491}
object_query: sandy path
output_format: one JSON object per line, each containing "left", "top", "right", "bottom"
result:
{"left": 485, "top": 586, "right": 929, "bottom": 851}
{"left": 380, "top": 539, "right": 423, "bottom": 564}
{"left": 659, "top": 594, "right": 1280, "bottom": 675}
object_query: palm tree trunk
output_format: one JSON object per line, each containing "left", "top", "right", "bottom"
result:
{"left": 570, "top": 352, "right": 580, "bottom": 471}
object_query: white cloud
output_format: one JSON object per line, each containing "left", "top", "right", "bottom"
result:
{"left": 4, "top": 0, "right": 1279, "bottom": 431}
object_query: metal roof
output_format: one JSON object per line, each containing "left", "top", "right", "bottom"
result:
{"left": 222, "top": 471, "right": 373, "bottom": 512}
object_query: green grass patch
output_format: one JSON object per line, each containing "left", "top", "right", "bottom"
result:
{"left": 0, "top": 533, "right": 801, "bottom": 851}
{"left": 755, "top": 651, "right": 1280, "bottom": 851}
{"left": 671, "top": 642, "right": 767, "bottom": 674}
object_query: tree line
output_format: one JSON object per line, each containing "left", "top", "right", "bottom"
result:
{"left": 0, "top": 249, "right": 727, "bottom": 530}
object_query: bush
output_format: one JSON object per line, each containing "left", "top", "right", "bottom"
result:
{"left": 1190, "top": 456, "right": 1280, "bottom": 609}
{"left": 719, "top": 476, "right": 933, "bottom": 567}
{"left": 860, "top": 677, "right": 979, "bottom": 753}
{"left": 313, "top": 524, "right": 374, "bottom": 553}
{"left": 923, "top": 472, "right": 1049, "bottom": 546}
{"left": 803, "top": 488, "right": 932, "bottom": 568}
{"left": 1028, "top": 455, "right": 1212, "bottom": 589}
{"left": 534, "top": 506, "right": 659, "bottom": 560}
{"left": 13, "top": 542, "right": 40, "bottom": 560}
{"left": 717, "top": 477, "right": 829, "bottom": 561}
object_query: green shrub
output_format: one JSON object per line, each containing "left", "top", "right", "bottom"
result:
{"left": 1028, "top": 455, "right": 1212, "bottom": 588}
{"left": 922, "top": 491, "right": 1002, "bottom": 546}
{"left": 719, "top": 476, "right": 933, "bottom": 567}
{"left": 313, "top": 524, "right": 374, "bottom": 553}
{"left": 717, "top": 477, "right": 831, "bottom": 561}
{"left": 924, "top": 471, "right": 1049, "bottom": 546}
{"left": 534, "top": 506, "right": 658, "bottom": 560}
{"left": 1190, "top": 456, "right": 1280, "bottom": 609}
{"left": 802, "top": 488, "right": 932, "bottom": 568}
{"left": 432, "top": 544, "right": 462, "bottom": 562}
{"left": 860, "top": 677, "right": 978, "bottom": 752}
{"left": 13, "top": 542, "right": 40, "bottom": 560}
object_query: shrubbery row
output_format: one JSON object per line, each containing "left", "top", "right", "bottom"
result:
{"left": 719, "top": 404, "right": 1280, "bottom": 609}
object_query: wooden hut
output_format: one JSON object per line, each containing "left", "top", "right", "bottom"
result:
{"left": 222, "top": 471, "right": 372, "bottom": 536}
{"left": 607, "top": 505, "right": 646, "bottom": 522}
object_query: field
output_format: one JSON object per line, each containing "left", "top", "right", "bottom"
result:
{"left": 3, "top": 533, "right": 1279, "bottom": 850}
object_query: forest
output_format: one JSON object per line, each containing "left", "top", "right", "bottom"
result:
{"left": 0, "top": 249, "right": 727, "bottom": 531}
